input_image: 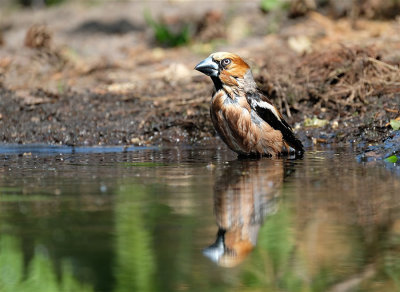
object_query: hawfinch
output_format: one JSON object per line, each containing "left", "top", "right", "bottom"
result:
{"left": 195, "top": 52, "right": 304, "bottom": 157}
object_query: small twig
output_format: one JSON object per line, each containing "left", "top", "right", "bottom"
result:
{"left": 384, "top": 107, "right": 400, "bottom": 114}
{"left": 367, "top": 57, "right": 399, "bottom": 72}
{"left": 346, "top": 89, "right": 356, "bottom": 103}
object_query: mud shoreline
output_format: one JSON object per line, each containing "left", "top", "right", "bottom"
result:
{"left": 0, "top": 1, "right": 399, "bottom": 159}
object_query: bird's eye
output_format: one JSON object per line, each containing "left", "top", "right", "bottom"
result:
{"left": 221, "top": 58, "right": 231, "bottom": 67}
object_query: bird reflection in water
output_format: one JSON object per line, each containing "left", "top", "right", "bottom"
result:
{"left": 204, "top": 159, "right": 284, "bottom": 267}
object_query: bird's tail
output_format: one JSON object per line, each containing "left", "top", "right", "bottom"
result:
{"left": 283, "top": 136, "right": 304, "bottom": 156}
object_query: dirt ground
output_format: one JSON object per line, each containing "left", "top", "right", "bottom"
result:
{"left": 0, "top": 1, "right": 399, "bottom": 159}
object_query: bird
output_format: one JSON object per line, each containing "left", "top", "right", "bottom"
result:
{"left": 194, "top": 52, "right": 304, "bottom": 157}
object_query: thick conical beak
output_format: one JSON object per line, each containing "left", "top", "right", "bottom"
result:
{"left": 194, "top": 56, "right": 219, "bottom": 77}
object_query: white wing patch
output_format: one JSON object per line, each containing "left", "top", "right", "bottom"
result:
{"left": 251, "top": 100, "right": 281, "bottom": 121}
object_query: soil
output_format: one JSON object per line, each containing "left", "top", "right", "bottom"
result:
{"left": 0, "top": 1, "right": 399, "bottom": 159}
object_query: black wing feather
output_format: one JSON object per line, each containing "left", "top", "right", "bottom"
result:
{"left": 247, "top": 91, "right": 304, "bottom": 153}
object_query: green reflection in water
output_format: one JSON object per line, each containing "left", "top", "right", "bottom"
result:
{"left": 239, "top": 205, "right": 348, "bottom": 292}
{"left": 384, "top": 232, "right": 400, "bottom": 291}
{"left": 239, "top": 204, "right": 400, "bottom": 292}
{"left": 113, "top": 181, "right": 218, "bottom": 292}
{"left": 0, "top": 236, "right": 93, "bottom": 292}
{"left": 114, "top": 184, "right": 156, "bottom": 292}
{"left": 241, "top": 206, "right": 302, "bottom": 291}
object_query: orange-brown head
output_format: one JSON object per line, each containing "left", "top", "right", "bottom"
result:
{"left": 195, "top": 52, "right": 253, "bottom": 90}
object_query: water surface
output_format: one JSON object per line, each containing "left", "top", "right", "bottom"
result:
{"left": 0, "top": 146, "right": 399, "bottom": 292}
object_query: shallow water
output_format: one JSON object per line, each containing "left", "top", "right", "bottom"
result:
{"left": 0, "top": 145, "right": 400, "bottom": 292}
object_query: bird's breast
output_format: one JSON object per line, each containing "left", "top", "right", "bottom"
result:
{"left": 211, "top": 90, "right": 249, "bottom": 112}
{"left": 210, "top": 90, "right": 284, "bottom": 156}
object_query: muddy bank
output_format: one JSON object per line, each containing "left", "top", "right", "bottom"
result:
{"left": 0, "top": 1, "right": 399, "bottom": 158}
{"left": 0, "top": 82, "right": 214, "bottom": 146}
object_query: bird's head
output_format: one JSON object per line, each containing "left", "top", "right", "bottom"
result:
{"left": 195, "top": 52, "right": 254, "bottom": 90}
